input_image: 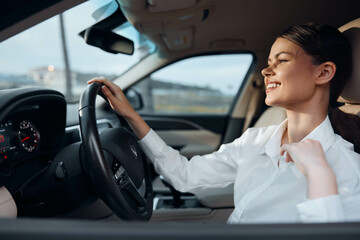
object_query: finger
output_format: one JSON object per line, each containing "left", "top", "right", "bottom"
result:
{"left": 279, "top": 144, "right": 288, "bottom": 156}
{"left": 88, "top": 78, "right": 122, "bottom": 97}
{"left": 87, "top": 77, "right": 108, "bottom": 84}
{"left": 101, "top": 86, "right": 119, "bottom": 104}
{"left": 280, "top": 144, "right": 293, "bottom": 163}
{"left": 87, "top": 77, "right": 118, "bottom": 91}
{"left": 284, "top": 152, "right": 293, "bottom": 163}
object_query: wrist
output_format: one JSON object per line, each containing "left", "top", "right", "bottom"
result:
{"left": 306, "top": 166, "right": 338, "bottom": 199}
{"left": 124, "top": 112, "right": 150, "bottom": 140}
{"left": 306, "top": 162, "right": 332, "bottom": 178}
{"left": 123, "top": 109, "right": 139, "bottom": 122}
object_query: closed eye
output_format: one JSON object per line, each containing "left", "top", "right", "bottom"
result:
{"left": 278, "top": 59, "right": 288, "bottom": 63}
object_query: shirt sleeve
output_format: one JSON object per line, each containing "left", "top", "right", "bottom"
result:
{"left": 139, "top": 129, "right": 247, "bottom": 194}
{"left": 296, "top": 195, "right": 344, "bottom": 222}
{"left": 296, "top": 137, "right": 360, "bottom": 223}
{"left": 341, "top": 195, "right": 360, "bottom": 221}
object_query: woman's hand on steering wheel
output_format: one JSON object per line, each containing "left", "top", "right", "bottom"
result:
{"left": 87, "top": 77, "right": 134, "bottom": 119}
{"left": 87, "top": 77, "right": 150, "bottom": 139}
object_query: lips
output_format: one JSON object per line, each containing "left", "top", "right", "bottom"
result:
{"left": 266, "top": 82, "right": 281, "bottom": 93}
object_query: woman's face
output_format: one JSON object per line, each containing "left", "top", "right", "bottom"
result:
{"left": 262, "top": 37, "right": 320, "bottom": 109}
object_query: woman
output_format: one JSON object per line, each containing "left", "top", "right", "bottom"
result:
{"left": 88, "top": 23, "right": 360, "bottom": 223}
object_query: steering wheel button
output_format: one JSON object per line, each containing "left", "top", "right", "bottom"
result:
{"left": 114, "top": 171, "right": 121, "bottom": 180}
{"left": 121, "top": 171, "right": 128, "bottom": 180}
{"left": 118, "top": 178, "right": 123, "bottom": 185}
{"left": 54, "top": 162, "right": 67, "bottom": 180}
{"left": 112, "top": 161, "right": 120, "bottom": 173}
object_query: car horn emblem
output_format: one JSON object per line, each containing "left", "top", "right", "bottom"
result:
{"left": 130, "top": 144, "right": 138, "bottom": 159}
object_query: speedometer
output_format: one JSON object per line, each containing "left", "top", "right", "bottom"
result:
{"left": 18, "top": 120, "right": 40, "bottom": 153}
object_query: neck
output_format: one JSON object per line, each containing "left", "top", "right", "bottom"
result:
{"left": 277, "top": 84, "right": 330, "bottom": 145}
{"left": 282, "top": 110, "right": 327, "bottom": 145}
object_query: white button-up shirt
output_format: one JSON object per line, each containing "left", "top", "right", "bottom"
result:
{"left": 139, "top": 116, "right": 360, "bottom": 223}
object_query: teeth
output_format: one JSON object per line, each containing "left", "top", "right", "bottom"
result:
{"left": 267, "top": 83, "right": 280, "bottom": 89}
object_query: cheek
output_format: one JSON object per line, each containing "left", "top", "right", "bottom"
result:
{"left": 280, "top": 65, "right": 314, "bottom": 91}
{"left": 279, "top": 65, "right": 298, "bottom": 80}
{"left": 280, "top": 79, "right": 316, "bottom": 106}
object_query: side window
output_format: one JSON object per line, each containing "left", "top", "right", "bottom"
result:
{"left": 132, "top": 54, "right": 253, "bottom": 115}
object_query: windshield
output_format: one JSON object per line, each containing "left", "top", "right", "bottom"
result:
{"left": 0, "top": 0, "right": 155, "bottom": 102}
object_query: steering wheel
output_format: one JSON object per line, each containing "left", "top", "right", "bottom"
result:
{"left": 78, "top": 82, "right": 153, "bottom": 221}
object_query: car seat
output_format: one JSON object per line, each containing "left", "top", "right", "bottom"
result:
{"left": 338, "top": 18, "right": 360, "bottom": 117}
{"left": 253, "top": 106, "right": 287, "bottom": 128}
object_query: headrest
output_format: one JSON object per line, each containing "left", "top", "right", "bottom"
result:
{"left": 338, "top": 18, "right": 360, "bottom": 104}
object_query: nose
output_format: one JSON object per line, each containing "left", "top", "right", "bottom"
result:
{"left": 261, "top": 65, "right": 274, "bottom": 77}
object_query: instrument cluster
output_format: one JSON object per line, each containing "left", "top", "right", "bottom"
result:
{"left": 0, "top": 120, "right": 40, "bottom": 164}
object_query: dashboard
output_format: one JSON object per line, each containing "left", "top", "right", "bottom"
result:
{"left": 0, "top": 87, "right": 120, "bottom": 217}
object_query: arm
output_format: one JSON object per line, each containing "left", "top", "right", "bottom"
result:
{"left": 87, "top": 77, "right": 150, "bottom": 139}
{"left": 88, "top": 77, "right": 239, "bottom": 193}
{"left": 140, "top": 128, "right": 239, "bottom": 193}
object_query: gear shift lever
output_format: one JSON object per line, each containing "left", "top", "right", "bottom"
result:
{"left": 159, "top": 175, "right": 183, "bottom": 208}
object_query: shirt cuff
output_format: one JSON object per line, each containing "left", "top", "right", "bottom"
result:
{"left": 296, "top": 195, "right": 344, "bottom": 222}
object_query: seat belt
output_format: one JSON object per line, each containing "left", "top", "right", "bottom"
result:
{"left": 242, "top": 80, "right": 263, "bottom": 133}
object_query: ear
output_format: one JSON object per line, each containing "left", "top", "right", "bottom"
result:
{"left": 315, "top": 61, "right": 336, "bottom": 85}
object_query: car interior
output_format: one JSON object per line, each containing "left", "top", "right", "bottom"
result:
{"left": 0, "top": 0, "right": 359, "bottom": 239}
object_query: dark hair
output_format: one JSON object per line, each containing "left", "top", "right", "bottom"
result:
{"left": 280, "top": 23, "right": 360, "bottom": 153}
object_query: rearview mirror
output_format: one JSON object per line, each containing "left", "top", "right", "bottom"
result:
{"left": 84, "top": 28, "right": 134, "bottom": 55}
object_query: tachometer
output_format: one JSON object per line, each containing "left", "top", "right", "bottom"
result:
{"left": 18, "top": 120, "right": 40, "bottom": 153}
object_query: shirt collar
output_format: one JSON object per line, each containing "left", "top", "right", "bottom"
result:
{"left": 261, "top": 118, "right": 288, "bottom": 160}
{"left": 261, "top": 116, "right": 336, "bottom": 173}
{"left": 300, "top": 116, "right": 336, "bottom": 153}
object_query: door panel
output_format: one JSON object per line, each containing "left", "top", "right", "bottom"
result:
{"left": 143, "top": 115, "right": 224, "bottom": 158}
{"left": 156, "top": 129, "right": 221, "bottom": 158}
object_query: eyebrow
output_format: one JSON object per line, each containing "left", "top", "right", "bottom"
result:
{"left": 267, "top": 51, "right": 294, "bottom": 62}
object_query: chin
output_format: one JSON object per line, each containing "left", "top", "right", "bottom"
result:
{"left": 265, "top": 97, "right": 285, "bottom": 108}
{"left": 265, "top": 97, "right": 276, "bottom": 106}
